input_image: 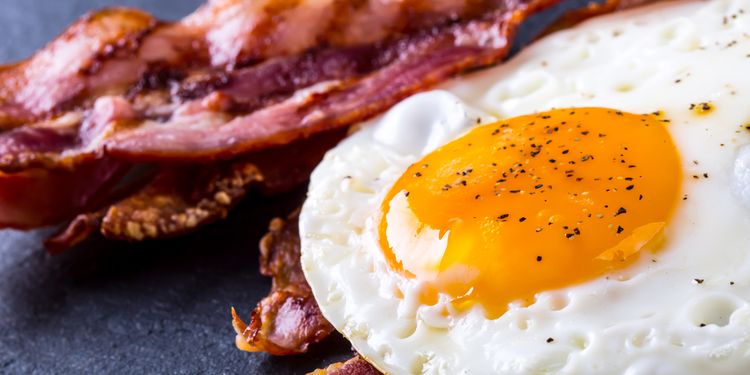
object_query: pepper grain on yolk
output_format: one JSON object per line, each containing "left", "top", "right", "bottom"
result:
{"left": 378, "top": 107, "right": 682, "bottom": 319}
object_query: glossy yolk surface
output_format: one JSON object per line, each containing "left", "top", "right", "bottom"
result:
{"left": 378, "top": 108, "right": 682, "bottom": 318}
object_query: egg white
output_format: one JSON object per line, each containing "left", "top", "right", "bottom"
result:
{"left": 301, "top": 0, "right": 750, "bottom": 373}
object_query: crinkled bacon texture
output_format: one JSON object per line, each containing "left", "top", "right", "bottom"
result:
{"left": 0, "top": 0, "right": 561, "bottom": 236}
{"left": 232, "top": 210, "right": 334, "bottom": 355}
{"left": 235, "top": 209, "right": 383, "bottom": 373}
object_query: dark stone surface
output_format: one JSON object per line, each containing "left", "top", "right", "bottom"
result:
{"left": 0, "top": 0, "right": 590, "bottom": 374}
{"left": 0, "top": 189, "right": 354, "bottom": 375}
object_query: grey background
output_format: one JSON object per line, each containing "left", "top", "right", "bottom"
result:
{"left": 0, "top": 0, "right": 588, "bottom": 374}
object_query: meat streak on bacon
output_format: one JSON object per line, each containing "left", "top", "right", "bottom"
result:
{"left": 232, "top": 210, "right": 334, "bottom": 355}
{"left": 0, "top": 0, "right": 560, "bottom": 235}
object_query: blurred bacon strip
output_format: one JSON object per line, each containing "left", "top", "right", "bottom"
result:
{"left": 0, "top": 8, "right": 157, "bottom": 127}
{"left": 0, "top": 159, "right": 129, "bottom": 229}
{"left": 232, "top": 210, "right": 334, "bottom": 355}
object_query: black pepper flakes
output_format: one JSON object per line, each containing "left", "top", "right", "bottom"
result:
{"left": 614, "top": 207, "right": 627, "bottom": 216}
{"left": 616, "top": 226, "right": 624, "bottom": 234}
{"left": 546, "top": 338, "right": 554, "bottom": 343}
{"left": 536, "top": 255, "right": 543, "bottom": 262}
{"left": 694, "top": 278, "right": 704, "bottom": 284}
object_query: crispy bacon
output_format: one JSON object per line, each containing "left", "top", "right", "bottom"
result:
{"left": 0, "top": 0, "right": 559, "bottom": 172}
{"left": 232, "top": 210, "right": 334, "bottom": 355}
{"left": 101, "top": 160, "right": 262, "bottom": 241}
{"left": 45, "top": 129, "right": 344, "bottom": 252}
{"left": 309, "top": 356, "right": 381, "bottom": 375}
{"left": 105, "top": 0, "right": 554, "bottom": 162}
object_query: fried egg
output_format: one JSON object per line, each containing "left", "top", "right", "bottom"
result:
{"left": 300, "top": 0, "right": 750, "bottom": 373}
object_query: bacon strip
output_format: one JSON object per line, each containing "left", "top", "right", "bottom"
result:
{"left": 232, "top": 210, "right": 334, "bottom": 355}
{"left": 102, "top": 160, "right": 262, "bottom": 241}
{"left": 0, "top": 8, "right": 156, "bottom": 127}
{"left": 0, "top": 159, "right": 129, "bottom": 229}
{"left": 45, "top": 129, "right": 344, "bottom": 251}
{"left": 105, "top": 3, "right": 548, "bottom": 162}
{"left": 0, "top": 0, "right": 560, "bottom": 173}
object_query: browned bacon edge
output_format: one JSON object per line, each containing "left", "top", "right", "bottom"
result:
{"left": 236, "top": 207, "right": 384, "bottom": 371}
{"left": 232, "top": 210, "right": 334, "bottom": 355}
{"left": 309, "top": 356, "right": 382, "bottom": 375}
{"left": 45, "top": 129, "right": 345, "bottom": 253}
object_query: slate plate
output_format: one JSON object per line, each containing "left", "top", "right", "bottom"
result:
{"left": 0, "top": 1, "right": 586, "bottom": 374}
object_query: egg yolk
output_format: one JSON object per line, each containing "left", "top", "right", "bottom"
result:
{"left": 379, "top": 107, "right": 682, "bottom": 318}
